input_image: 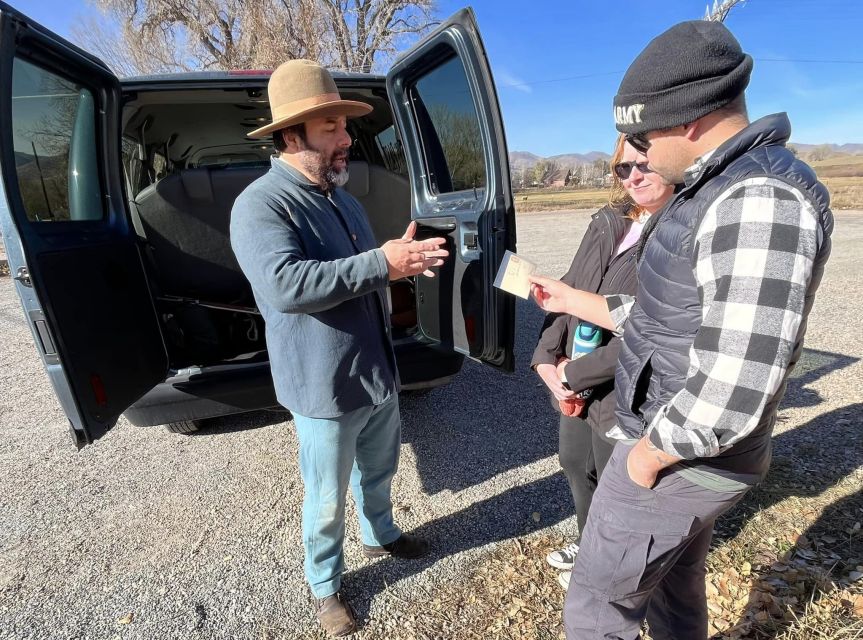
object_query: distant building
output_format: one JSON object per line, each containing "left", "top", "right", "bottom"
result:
{"left": 546, "top": 168, "right": 573, "bottom": 188}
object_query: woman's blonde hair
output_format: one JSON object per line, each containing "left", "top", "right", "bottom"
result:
{"left": 607, "top": 133, "right": 645, "bottom": 221}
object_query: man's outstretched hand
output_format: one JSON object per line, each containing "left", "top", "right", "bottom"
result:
{"left": 381, "top": 221, "right": 449, "bottom": 280}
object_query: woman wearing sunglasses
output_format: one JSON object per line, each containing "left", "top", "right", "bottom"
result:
{"left": 531, "top": 135, "right": 674, "bottom": 590}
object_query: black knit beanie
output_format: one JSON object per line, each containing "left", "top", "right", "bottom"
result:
{"left": 613, "top": 20, "right": 753, "bottom": 135}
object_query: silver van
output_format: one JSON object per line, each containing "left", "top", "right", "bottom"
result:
{"left": 0, "top": 2, "right": 516, "bottom": 446}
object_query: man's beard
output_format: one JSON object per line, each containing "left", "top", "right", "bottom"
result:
{"left": 650, "top": 161, "right": 685, "bottom": 186}
{"left": 296, "top": 143, "right": 349, "bottom": 190}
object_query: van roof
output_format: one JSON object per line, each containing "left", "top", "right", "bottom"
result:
{"left": 123, "top": 70, "right": 385, "bottom": 83}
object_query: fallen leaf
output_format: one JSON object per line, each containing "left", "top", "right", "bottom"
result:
{"left": 117, "top": 612, "right": 134, "bottom": 625}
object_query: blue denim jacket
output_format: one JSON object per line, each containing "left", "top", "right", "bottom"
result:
{"left": 230, "top": 158, "right": 398, "bottom": 418}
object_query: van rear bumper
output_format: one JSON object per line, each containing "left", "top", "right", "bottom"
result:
{"left": 124, "top": 340, "right": 464, "bottom": 427}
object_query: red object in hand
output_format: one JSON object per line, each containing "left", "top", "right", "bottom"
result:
{"left": 559, "top": 396, "right": 585, "bottom": 417}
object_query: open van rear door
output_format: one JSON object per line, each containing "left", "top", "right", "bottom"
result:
{"left": 386, "top": 7, "right": 516, "bottom": 371}
{"left": 0, "top": 2, "right": 167, "bottom": 447}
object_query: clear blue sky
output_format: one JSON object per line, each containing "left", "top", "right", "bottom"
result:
{"left": 17, "top": 0, "right": 863, "bottom": 156}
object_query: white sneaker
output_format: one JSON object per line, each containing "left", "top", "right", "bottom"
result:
{"left": 546, "top": 542, "right": 580, "bottom": 570}
{"left": 557, "top": 570, "right": 572, "bottom": 591}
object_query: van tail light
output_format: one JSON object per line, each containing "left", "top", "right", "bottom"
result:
{"left": 465, "top": 315, "right": 476, "bottom": 344}
{"left": 90, "top": 374, "right": 108, "bottom": 407}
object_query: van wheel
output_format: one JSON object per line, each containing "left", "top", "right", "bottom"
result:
{"left": 165, "top": 420, "right": 201, "bottom": 434}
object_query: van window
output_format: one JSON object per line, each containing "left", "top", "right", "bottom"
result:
{"left": 11, "top": 58, "right": 104, "bottom": 222}
{"left": 121, "top": 136, "right": 144, "bottom": 196}
{"left": 375, "top": 125, "right": 408, "bottom": 177}
{"left": 410, "top": 53, "right": 486, "bottom": 195}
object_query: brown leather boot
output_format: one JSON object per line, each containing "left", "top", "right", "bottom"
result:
{"left": 363, "top": 532, "right": 429, "bottom": 559}
{"left": 315, "top": 591, "right": 356, "bottom": 637}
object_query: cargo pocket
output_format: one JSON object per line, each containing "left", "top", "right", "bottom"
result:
{"left": 580, "top": 496, "right": 694, "bottom": 603}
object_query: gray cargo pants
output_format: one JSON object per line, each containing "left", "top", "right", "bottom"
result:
{"left": 564, "top": 442, "right": 748, "bottom": 639}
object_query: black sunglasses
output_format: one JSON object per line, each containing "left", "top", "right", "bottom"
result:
{"left": 625, "top": 133, "right": 652, "bottom": 154}
{"left": 613, "top": 161, "right": 653, "bottom": 180}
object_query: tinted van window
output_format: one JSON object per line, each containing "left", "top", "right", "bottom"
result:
{"left": 11, "top": 58, "right": 103, "bottom": 222}
{"left": 410, "top": 53, "right": 486, "bottom": 194}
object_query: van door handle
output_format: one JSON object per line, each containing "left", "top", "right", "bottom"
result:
{"left": 463, "top": 232, "right": 478, "bottom": 251}
{"left": 13, "top": 267, "right": 32, "bottom": 287}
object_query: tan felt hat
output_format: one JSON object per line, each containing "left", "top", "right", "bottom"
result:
{"left": 247, "top": 59, "right": 373, "bottom": 139}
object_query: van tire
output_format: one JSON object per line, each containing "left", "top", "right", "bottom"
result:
{"left": 165, "top": 419, "right": 201, "bottom": 434}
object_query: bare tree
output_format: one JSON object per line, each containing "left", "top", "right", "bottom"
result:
{"left": 807, "top": 144, "right": 833, "bottom": 162}
{"left": 321, "top": 0, "right": 435, "bottom": 73}
{"left": 72, "top": 0, "right": 436, "bottom": 76}
{"left": 532, "top": 160, "right": 559, "bottom": 187}
{"left": 703, "top": 0, "right": 746, "bottom": 22}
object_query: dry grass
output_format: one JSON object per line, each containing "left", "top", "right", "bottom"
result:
{"left": 370, "top": 535, "right": 569, "bottom": 640}
{"left": 700, "top": 467, "right": 863, "bottom": 640}
{"left": 515, "top": 173, "right": 863, "bottom": 213}
{"left": 822, "top": 177, "right": 863, "bottom": 209}
{"left": 366, "top": 468, "right": 863, "bottom": 640}
{"left": 515, "top": 188, "right": 609, "bottom": 213}
{"left": 809, "top": 155, "right": 863, "bottom": 179}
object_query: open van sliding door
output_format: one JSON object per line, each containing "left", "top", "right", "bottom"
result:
{"left": 0, "top": 2, "right": 168, "bottom": 447}
{"left": 386, "top": 8, "right": 516, "bottom": 371}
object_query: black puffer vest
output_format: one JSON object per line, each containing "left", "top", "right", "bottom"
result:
{"left": 613, "top": 113, "right": 834, "bottom": 483}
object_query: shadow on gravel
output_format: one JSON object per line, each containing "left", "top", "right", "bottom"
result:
{"left": 188, "top": 408, "right": 291, "bottom": 436}
{"left": 715, "top": 400, "right": 863, "bottom": 547}
{"left": 399, "top": 299, "right": 560, "bottom": 495}
{"left": 716, "top": 402, "right": 863, "bottom": 638}
{"left": 780, "top": 347, "right": 858, "bottom": 409}
{"left": 714, "top": 347, "right": 860, "bottom": 544}
{"left": 343, "top": 469, "right": 572, "bottom": 622}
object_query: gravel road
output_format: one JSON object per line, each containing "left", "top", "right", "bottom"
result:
{"left": 1, "top": 210, "right": 861, "bottom": 639}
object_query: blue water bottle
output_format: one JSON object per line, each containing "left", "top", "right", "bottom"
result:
{"left": 560, "top": 322, "right": 602, "bottom": 416}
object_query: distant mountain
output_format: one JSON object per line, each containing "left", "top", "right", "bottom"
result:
{"left": 509, "top": 150, "right": 611, "bottom": 170}
{"left": 550, "top": 151, "right": 611, "bottom": 164}
{"left": 15, "top": 151, "right": 36, "bottom": 167}
{"left": 513, "top": 143, "right": 863, "bottom": 171}
{"left": 509, "top": 151, "right": 544, "bottom": 170}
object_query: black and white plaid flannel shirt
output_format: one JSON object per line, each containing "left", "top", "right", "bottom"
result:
{"left": 606, "top": 165, "right": 824, "bottom": 460}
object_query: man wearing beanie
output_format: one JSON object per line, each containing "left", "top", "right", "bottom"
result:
{"left": 529, "top": 20, "right": 833, "bottom": 638}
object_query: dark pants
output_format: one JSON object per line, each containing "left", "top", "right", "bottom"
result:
{"left": 564, "top": 442, "right": 748, "bottom": 639}
{"left": 559, "top": 414, "right": 615, "bottom": 539}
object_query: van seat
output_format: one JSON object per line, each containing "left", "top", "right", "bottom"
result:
{"left": 134, "top": 166, "right": 267, "bottom": 303}
{"left": 345, "top": 161, "right": 411, "bottom": 243}
{"left": 134, "top": 161, "right": 408, "bottom": 303}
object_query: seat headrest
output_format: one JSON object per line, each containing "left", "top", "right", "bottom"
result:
{"left": 181, "top": 168, "right": 214, "bottom": 201}
{"left": 345, "top": 161, "right": 369, "bottom": 198}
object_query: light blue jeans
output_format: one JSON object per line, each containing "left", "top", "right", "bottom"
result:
{"left": 292, "top": 395, "right": 402, "bottom": 598}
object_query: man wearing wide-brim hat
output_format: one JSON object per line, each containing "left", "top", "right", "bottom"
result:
{"left": 230, "top": 59, "right": 447, "bottom": 637}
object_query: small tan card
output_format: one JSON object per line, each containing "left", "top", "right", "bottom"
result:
{"left": 493, "top": 250, "right": 538, "bottom": 299}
